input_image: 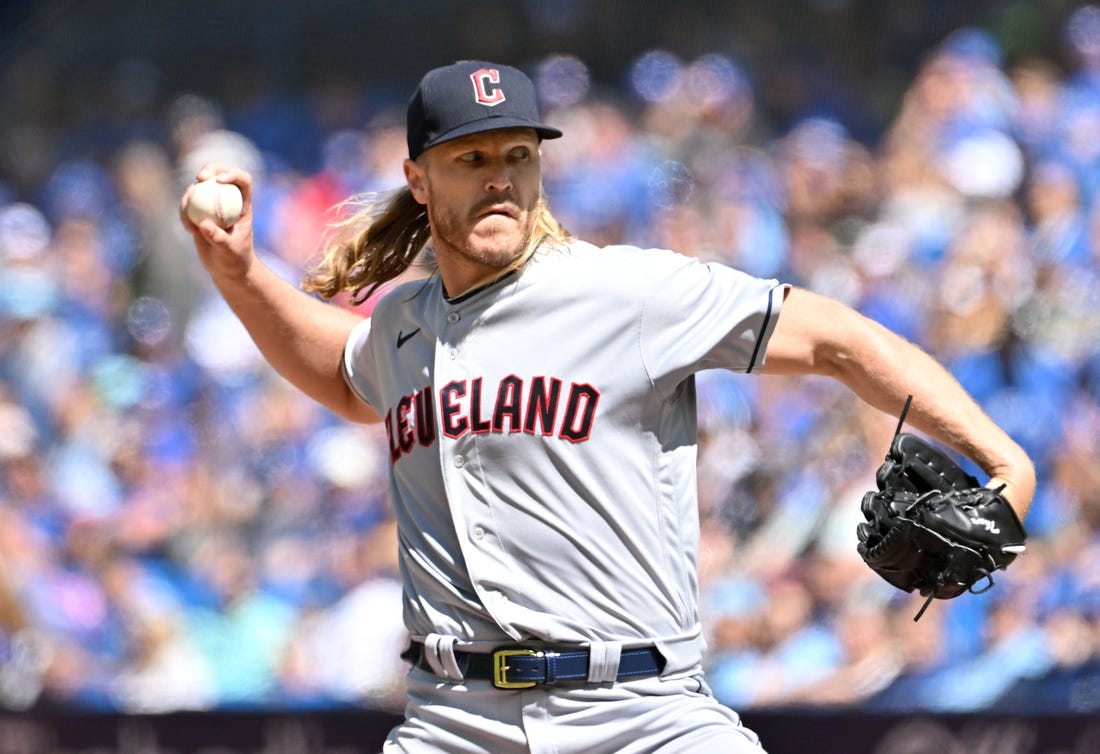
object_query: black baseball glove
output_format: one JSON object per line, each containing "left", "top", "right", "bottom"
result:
{"left": 856, "top": 397, "right": 1028, "bottom": 620}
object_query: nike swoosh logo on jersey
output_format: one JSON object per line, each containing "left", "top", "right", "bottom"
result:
{"left": 396, "top": 328, "right": 421, "bottom": 348}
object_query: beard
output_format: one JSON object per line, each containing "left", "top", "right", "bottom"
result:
{"left": 428, "top": 196, "right": 534, "bottom": 270}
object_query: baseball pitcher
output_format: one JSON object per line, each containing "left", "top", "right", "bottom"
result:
{"left": 180, "top": 60, "right": 1035, "bottom": 753}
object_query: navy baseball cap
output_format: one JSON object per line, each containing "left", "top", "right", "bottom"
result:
{"left": 406, "top": 60, "right": 563, "bottom": 159}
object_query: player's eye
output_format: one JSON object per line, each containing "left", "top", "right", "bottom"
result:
{"left": 509, "top": 146, "right": 531, "bottom": 161}
{"left": 458, "top": 152, "right": 482, "bottom": 164}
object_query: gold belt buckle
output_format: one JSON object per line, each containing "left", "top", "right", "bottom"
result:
{"left": 492, "top": 648, "right": 540, "bottom": 689}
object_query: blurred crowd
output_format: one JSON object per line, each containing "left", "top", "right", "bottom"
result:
{"left": 1, "top": 5, "right": 1100, "bottom": 717}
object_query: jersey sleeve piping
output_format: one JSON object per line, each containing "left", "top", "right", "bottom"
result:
{"left": 746, "top": 283, "right": 787, "bottom": 374}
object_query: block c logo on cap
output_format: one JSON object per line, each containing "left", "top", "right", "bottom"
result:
{"left": 470, "top": 68, "right": 506, "bottom": 106}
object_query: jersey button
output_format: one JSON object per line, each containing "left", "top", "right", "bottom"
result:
{"left": 448, "top": 348, "right": 458, "bottom": 360}
{"left": 447, "top": 312, "right": 460, "bottom": 324}
{"left": 454, "top": 454, "right": 465, "bottom": 468}
{"left": 472, "top": 526, "right": 485, "bottom": 540}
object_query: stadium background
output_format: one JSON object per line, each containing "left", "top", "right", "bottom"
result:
{"left": 1, "top": 0, "right": 1099, "bottom": 751}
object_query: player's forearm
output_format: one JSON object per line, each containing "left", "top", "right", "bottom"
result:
{"left": 826, "top": 315, "right": 1035, "bottom": 516}
{"left": 764, "top": 288, "right": 1034, "bottom": 516}
{"left": 212, "top": 259, "right": 380, "bottom": 423}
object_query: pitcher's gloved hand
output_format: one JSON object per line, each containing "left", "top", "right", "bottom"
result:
{"left": 856, "top": 399, "right": 1027, "bottom": 620}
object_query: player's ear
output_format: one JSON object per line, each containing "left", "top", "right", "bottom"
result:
{"left": 404, "top": 159, "right": 428, "bottom": 205}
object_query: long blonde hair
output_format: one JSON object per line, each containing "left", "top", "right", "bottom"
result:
{"left": 302, "top": 186, "right": 571, "bottom": 304}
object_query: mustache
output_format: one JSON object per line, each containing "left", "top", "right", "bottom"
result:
{"left": 471, "top": 195, "right": 521, "bottom": 217}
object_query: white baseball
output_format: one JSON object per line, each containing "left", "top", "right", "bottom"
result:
{"left": 186, "top": 179, "right": 243, "bottom": 229}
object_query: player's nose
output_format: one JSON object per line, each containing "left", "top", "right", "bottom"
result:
{"left": 484, "top": 162, "right": 514, "bottom": 192}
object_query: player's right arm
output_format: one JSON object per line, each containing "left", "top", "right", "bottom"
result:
{"left": 180, "top": 163, "right": 380, "bottom": 424}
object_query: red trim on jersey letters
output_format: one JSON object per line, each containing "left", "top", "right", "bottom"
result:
{"left": 440, "top": 380, "right": 469, "bottom": 439}
{"left": 396, "top": 394, "right": 415, "bottom": 455}
{"left": 388, "top": 376, "right": 601, "bottom": 464}
{"left": 524, "top": 376, "right": 562, "bottom": 436}
{"left": 386, "top": 386, "right": 437, "bottom": 463}
{"left": 559, "top": 382, "right": 599, "bottom": 443}
{"left": 494, "top": 375, "right": 524, "bottom": 433}
{"left": 414, "top": 388, "right": 435, "bottom": 446}
{"left": 469, "top": 377, "right": 492, "bottom": 434}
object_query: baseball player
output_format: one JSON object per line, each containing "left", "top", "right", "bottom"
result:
{"left": 181, "top": 60, "right": 1035, "bottom": 753}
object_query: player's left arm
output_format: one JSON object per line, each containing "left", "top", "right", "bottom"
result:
{"left": 759, "top": 286, "right": 1036, "bottom": 518}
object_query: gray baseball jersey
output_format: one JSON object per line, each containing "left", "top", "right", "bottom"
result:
{"left": 342, "top": 239, "right": 785, "bottom": 676}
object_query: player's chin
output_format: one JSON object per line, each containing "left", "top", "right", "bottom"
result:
{"left": 468, "top": 230, "right": 528, "bottom": 264}
{"left": 472, "top": 214, "right": 522, "bottom": 238}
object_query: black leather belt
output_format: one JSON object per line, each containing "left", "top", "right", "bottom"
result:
{"left": 406, "top": 642, "right": 665, "bottom": 689}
